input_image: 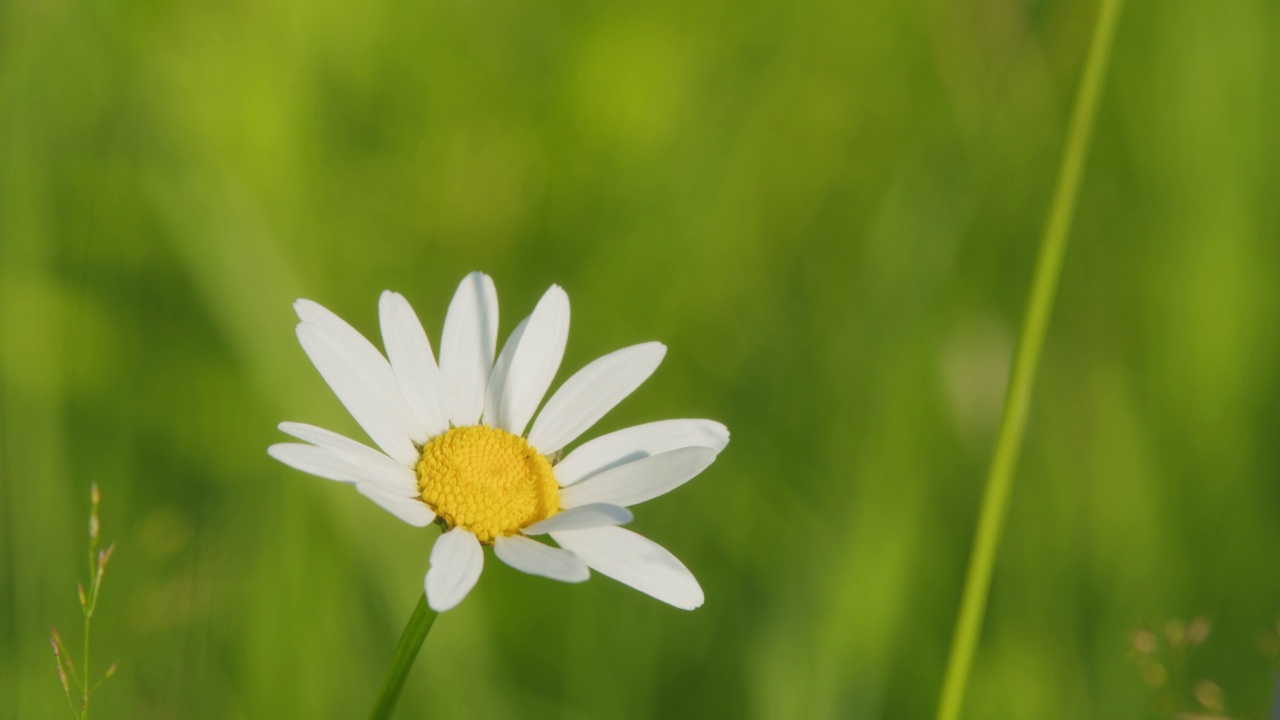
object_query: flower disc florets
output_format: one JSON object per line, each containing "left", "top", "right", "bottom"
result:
{"left": 416, "top": 426, "right": 559, "bottom": 543}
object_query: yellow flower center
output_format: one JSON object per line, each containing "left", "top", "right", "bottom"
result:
{"left": 416, "top": 425, "right": 559, "bottom": 543}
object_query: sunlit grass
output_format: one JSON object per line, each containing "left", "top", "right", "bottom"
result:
{"left": 1, "top": 0, "right": 1277, "bottom": 717}
{"left": 937, "top": 0, "right": 1124, "bottom": 716}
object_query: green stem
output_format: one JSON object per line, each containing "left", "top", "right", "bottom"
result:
{"left": 81, "top": 613, "right": 90, "bottom": 720}
{"left": 934, "top": 1, "right": 1123, "bottom": 718}
{"left": 367, "top": 595, "right": 438, "bottom": 720}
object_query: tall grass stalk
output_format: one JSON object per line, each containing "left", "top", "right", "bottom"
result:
{"left": 51, "top": 483, "right": 119, "bottom": 720}
{"left": 935, "top": 0, "right": 1124, "bottom": 717}
{"left": 367, "top": 595, "right": 438, "bottom": 720}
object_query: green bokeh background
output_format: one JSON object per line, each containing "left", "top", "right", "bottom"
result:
{"left": 2, "top": 0, "right": 1278, "bottom": 717}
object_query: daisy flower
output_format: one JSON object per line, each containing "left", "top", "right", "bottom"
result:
{"left": 268, "top": 272, "right": 728, "bottom": 612}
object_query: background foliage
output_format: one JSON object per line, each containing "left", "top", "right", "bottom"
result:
{"left": 2, "top": 0, "right": 1278, "bottom": 717}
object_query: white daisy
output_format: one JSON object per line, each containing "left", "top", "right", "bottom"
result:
{"left": 268, "top": 272, "right": 728, "bottom": 612}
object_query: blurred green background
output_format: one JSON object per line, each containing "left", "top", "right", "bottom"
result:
{"left": 2, "top": 0, "right": 1278, "bottom": 717}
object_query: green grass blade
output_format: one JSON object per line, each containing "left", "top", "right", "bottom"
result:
{"left": 935, "top": 0, "right": 1125, "bottom": 717}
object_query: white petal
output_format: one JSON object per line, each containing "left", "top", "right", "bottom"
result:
{"left": 483, "top": 316, "right": 529, "bottom": 427}
{"left": 294, "top": 299, "right": 427, "bottom": 442}
{"left": 278, "top": 422, "right": 418, "bottom": 491}
{"left": 522, "top": 503, "right": 633, "bottom": 535}
{"left": 357, "top": 483, "right": 436, "bottom": 526}
{"left": 268, "top": 443, "right": 362, "bottom": 483}
{"left": 527, "top": 342, "right": 666, "bottom": 455}
{"left": 549, "top": 526, "right": 703, "bottom": 610}
{"left": 425, "top": 527, "right": 484, "bottom": 612}
{"left": 268, "top": 441, "right": 416, "bottom": 495}
{"left": 379, "top": 291, "right": 450, "bottom": 437}
{"left": 295, "top": 321, "right": 421, "bottom": 466}
{"left": 495, "top": 285, "right": 569, "bottom": 436}
{"left": 439, "top": 272, "right": 499, "bottom": 427}
{"left": 493, "top": 535, "right": 589, "bottom": 583}
{"left": 559, "top": 447, "right": 717, "bottom": 508}
{"left": 554, "top": 419, "right": 730, "bottom": 487}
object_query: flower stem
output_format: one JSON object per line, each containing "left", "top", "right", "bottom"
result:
{"left": 367, "top": 595, "right": 438, "bottom": 720}
{"left": 934, "top": 1, "right": 1123, "bottom": 718}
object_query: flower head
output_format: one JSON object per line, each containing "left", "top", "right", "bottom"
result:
{"left": 269, "top": 272, "right": 728, "bottom": 611}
